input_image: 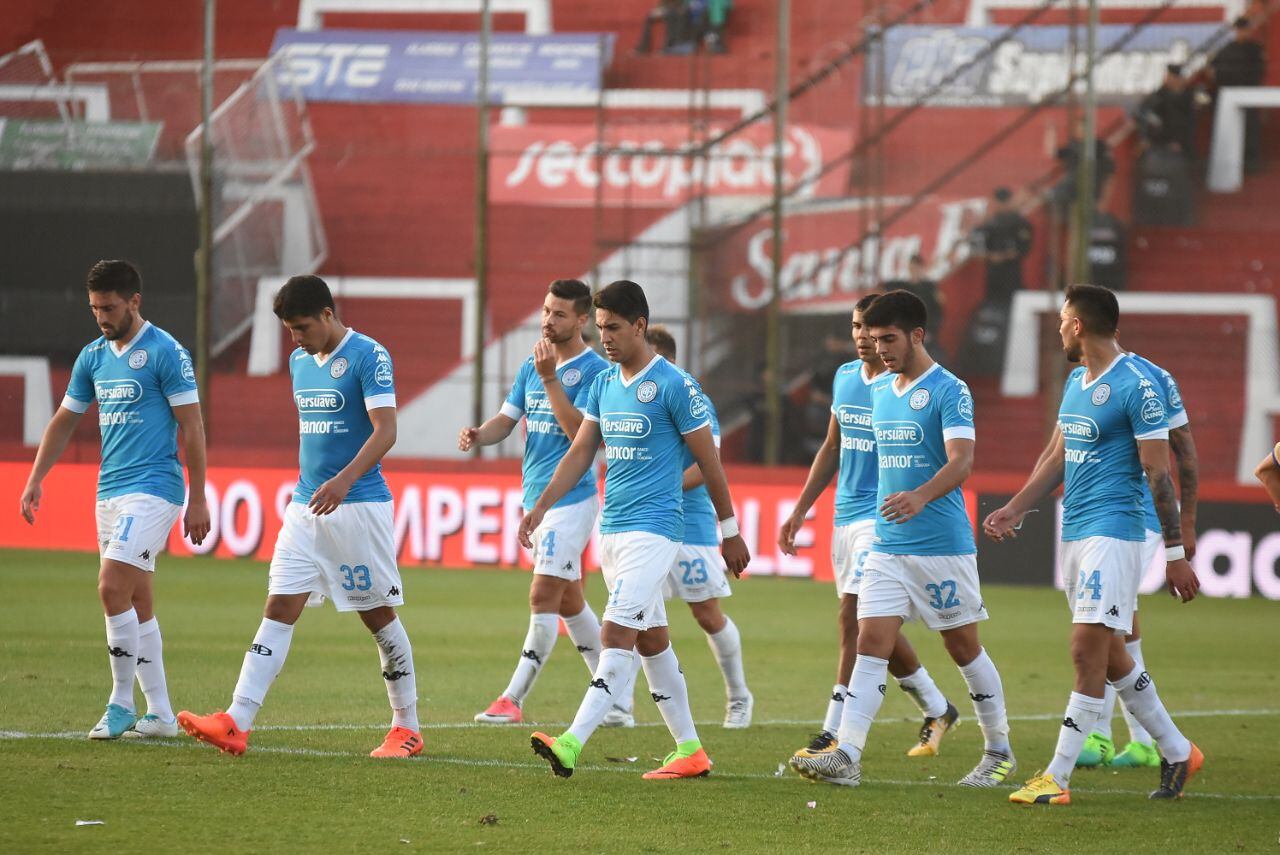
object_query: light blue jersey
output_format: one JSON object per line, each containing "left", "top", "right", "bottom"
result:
{"left": 584, "top": 355, "right": 710, "bottom": 542}
{"left": 679, "top": 377, "right": 721, "bottom": 548}
{"left": 289, "top": 329, "right": 395, "bottom": 506}
{"left": 1127, "top": 353, "right": 1188, "bottom": 534}
{"left": 870, "top": 363, "right": 976, "bottom": 556}
{"left": 501, "top": 346, "right": 609, "bottom": 511}
{"left": 832, "top": 359, "right": 891, "bottom": 525}
{"left": 1059, "top": 353, "right": 1169, "bottom": 542}
{"left": 63, "top": 321, "right": 199, "bottom": 505}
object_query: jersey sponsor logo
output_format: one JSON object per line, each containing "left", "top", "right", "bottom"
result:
{"left": 836, "top": 404, "right": 873, "bottom": 432}
{"left": 561, "top": 367, "right": 582, "bottom": 387}
{"left": 636, "top": 380, "right": 658, "bottom": 403}
{"left": 690, "top": 394, "right": 708, "bottom": 419}
{"left": 95, "top": 379, "right": 142, "bottom": 405}
{"left": 600, "top": 412, "right": 652, "bottom": 439}
{"left": 180, "top": 355, "right": 195, "bottom": 383}
{"left": 1140, "top": 397, "right": 1166, "bottom": 425}
{"left": 374, "top": 361, "right": 393, "bottom": 387}
{"left": 330, "top": 357, "right": 349, "bottom": 379}
{"left": 99, "top": 410, "right": 140, "bottom": 426}
{"left": 874, "top": 420, "right": 924, "bottom": 446}
{"left": 1058, "top": 414, "right": 1100, "bottom": 443}
{"left": 128, "top": 350, "right": 148, "bottom": 369}
{"left": 1091, "top": 383, "right": 1111, "bottom": 405}
{"left": 299, "top": 419, "right": 343, "bottom": 434}
{"left": 958, "top": 393, "right": 974, "bottom": 420}
{"left": 908, "top": 388, "right": 930, "bottom": 410}
{"left": 295, "top": 389, "right": 345, "bottom": 413}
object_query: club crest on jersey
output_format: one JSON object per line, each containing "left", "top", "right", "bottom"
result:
{"left": 909, "top": 388, "right": 930, "bottom": 410}
{"left": 1140, "top": 397, "right": 1166, "bottom": 425}
{"left": 128, "top": 350, "right": 148, "bottom": 370}
{"left": 1091, "top": 383, "right": 1111, "bottom": 406}
{"left": 330, "top": 357, "right": 348, "bottom": 379}
{"left": 561, "top": 368, "right": 582, "bottom": 387}
{"left": 374, "top": 361, "right": 393, "bottom": 387}
{"left": 636, "top": 380, "right": 658, "bottom": 403}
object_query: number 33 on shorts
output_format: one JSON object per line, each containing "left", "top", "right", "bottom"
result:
{"left": 339, "top": 564, "right": 372, "bottom": 591}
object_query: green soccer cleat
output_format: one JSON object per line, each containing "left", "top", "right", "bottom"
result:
{"left": 1111, "top": 740, "right": 1161, "bottom": 768}
{"left": 1075, "top": 733, "right": 1115, "bottom": 768}
{"left": 531, "top": 731, "right": 581, "bottom": 778}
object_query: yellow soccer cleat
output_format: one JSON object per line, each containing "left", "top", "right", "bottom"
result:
{"left": 907, "top": 702, "right": 960, "bottom": 757}
{"left": 1009, "top": 773, "right": 1071, "bottom": 806}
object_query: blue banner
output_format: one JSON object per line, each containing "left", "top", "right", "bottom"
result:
{"left": 865, "top": 24, "right": 1228, "bottom": 107}
{"left": 270, "top": 28, "right": 613, "bottom": 105}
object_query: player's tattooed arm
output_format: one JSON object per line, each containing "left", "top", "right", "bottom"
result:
{"left": 1168, "top": 424, "right": 1199, "bottom": 557}
{"left": 1253, "top": 444, "right": 1280, "bottom": 513}
{"left": 1140, "top": 438, "right": 1199, "bottom": 602}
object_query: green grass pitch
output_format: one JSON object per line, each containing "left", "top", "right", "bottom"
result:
{"left": 0, "top": 548, "right": 1276, "bottom": 852}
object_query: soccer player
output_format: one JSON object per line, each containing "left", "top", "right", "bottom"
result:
{"left": 1253, "top": 442, "right": 1280, "bottom": 511}
{"left": 779, "top": 294, "right": 958, "bottom": 764}
{"left": 520, "top": 280, "right": 750, "bottom": 779}
{"left": 20, "top": 259, "right": 210, "bottom": 740}
{"left": 645, "top": 324, "right": 753, "bottom": 728}
{"left": 789, "top": 290, "right": 1015, "bottom": 789}
{"left": 460, "top": 280, "right": 619, "bottom": 726}
{"left": 986, "top": 284, "right": 1202, "bottom": 804}
{"left": 178, "top": 275, "right": 423, "bottom": 758}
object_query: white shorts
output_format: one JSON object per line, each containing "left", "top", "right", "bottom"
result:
{"left": 858, "top": 552, "right": 988, "bottom": 631}
{"left": 832, "top": 519, "right": 876, "bottom": 598}
{"left": 531, "top": 495, "right": 599, "bottom": 581}
{"left": 663, "top": 544, "right": 732, "bottom": 603}
{"left": 600, "top": 531, "right": 678, "bottom": 631}
{"left": 1061, "top": 536, "right": 1142, "bottom": 634}
{"left": 96, "top": 493, "right": 182, "bottom": 573}
{"left": 1137, "top": 528, "right": 1165, "bottom": 602}
{"left": 269, "top": 501, "right": 405, "bottom": 612}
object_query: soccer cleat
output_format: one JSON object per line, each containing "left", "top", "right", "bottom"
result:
{"left": 474, "top": 695, "right": 522, "bottom": 724}
{"left": 792, "top": 731, "right": 836, "bottom": 760}
{"left": 600, "top": 705, "right": 635, "bottom": 728}
{"left": 1149, "top": 743, "right": 1204, "bottom": 800}
{"left": 958, "top": 750, "right": 1017, "bottom": 787}
{"left": 531, "top": 732, "right": 580, "bottom": 778}
{"left": 121, "top": 713, "right": 178, "bottom": 739}
{"left": 723, "top": 693, "right": 753, "bottom": 729}
{"left": 177, "top": 710, "right": 250, "bottom": 756}
{"left": 1112, "top": 740, "right": 1161, "bottom": 768}
{"left": 88, "top": 703, "right": 137, "bottom": 740}
{"left": 1009, "top": 773, "right": 1071, "bottom": 806}
{"left": 789, "top": 747, "right": 861, "bottom": 787}
{"left": 370, "top": 726, "right": 423, "bottom": 758}
{"left": 1075, "top": 733, "right": 1115, "bottom": 767}
{"left": 907, "top": 702, "right": 960, "bottom": 757}
{"left": 642, "top": 743, "right": 712, "bottom": 780}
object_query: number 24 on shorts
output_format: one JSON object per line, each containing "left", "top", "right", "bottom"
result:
{"left": 340, "top": 564, "right": 372, "bottom": 592}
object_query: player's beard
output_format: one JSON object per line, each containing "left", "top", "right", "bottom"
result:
{"left": 1063, "top": 340, "right": 1083, "bottom": 363}
{"left": 542, "top": 327, "right": 575, "bottom": 345}
{"left": 102, "top": 308, "right": 135, "bottom": 341}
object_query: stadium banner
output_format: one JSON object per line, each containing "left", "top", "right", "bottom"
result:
{"left": 865, "top": 23, "right": 1226, "bottom": 107}
{"left": 2, "top": 462, "right": 1277, "bottom": 598}
{"left": 0, "top": 119, "right": 162, "bottom": 170}
{"left": 489, "top": 123, "right": 852, "bottom": 206}
{"left": 269, "top": 28, "right": 613, "bottom": 105}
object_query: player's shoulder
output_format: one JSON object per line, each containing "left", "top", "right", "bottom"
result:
{"left": 1066, "top": 365, "right": 1087, "bottom": 385}
{"left": 927, "top": 363, "right": 971, "bottom": 398}
{"left": 838, "top": 359, "right": 861, "bottom": 378}
{"left": 77, "top": 336, "right": 109, "bottom": 362}
{"left": 348, "top": 332, "right": 389, "bottom": 361}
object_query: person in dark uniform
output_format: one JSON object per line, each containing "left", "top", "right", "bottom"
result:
{"left": 1052, "top": 117, "right": 1116, "bottom": 213}
{"left": 1135, "top": 64, "right": 1196, "bottom": 153}
{"left": 1087, "top": 210, "right": 1127, "bottom": 292}
{"left": 1209, "top": 17, "right": 1267, "bottom": 172}
{"left": 974, "top": 187, "right": 1033, "bottom": 305}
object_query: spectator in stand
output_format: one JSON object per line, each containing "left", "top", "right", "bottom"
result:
{"left": 1051, "top": 117, "right": 1116, "bottom": 214}
{"left": 1087, "top": 209, "right": 1127, "bottom": 292}
{"left": 635, "top": 0, "right": 692, "bottom": 55}
{"left": 885, "top": 255, "right": 946, "bottom": 361}
{"left": 1135, "top": 64, "right": 1196, "bottom": 154}
{"left": 974, "top": 187, "right": 1033, "bottom": 305}
{"left": 690, "top": 0, "right": 733, "bottom": 54}
{"left": 1209, "top": 16, "right": 1267, "bottom": 172}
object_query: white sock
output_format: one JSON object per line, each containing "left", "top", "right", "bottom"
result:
{"left": 501, "top": 612, "right": 559, "bottom": 704}
{"left": 641, "top": 645, "right": 700, "bottom": 745}
{"left": 822, "top": 684, "right": 847, "bottom": 736}
{"left": 896, "top": 665, "right": 948, "bottom": 719}
{"left": 1096, "top": 684, "right": 1117, "bottom": 740}
{"left": 105, "top": 608, "right": 139, "bottom": 711}
{"left": 567, "top": 647, "right": 635, "bottom": 745}
{"left": 135, "top": 617, "right": 173, "bottom": 721}
{"left": 1045, "top": 692, "right": 1105, "bottom": 787}
{"left": 958, "top": 649, "right": 1011, "bottom": 754}
{"left": 1112, "top": 663, "right": 1191, "bottom": 763}
{"left": 562, "top": 606, "right": 603, "bottom": 675}
{"left": 836, "top": 655, "right": 889, "bottom": 763}
{"left": 706, "top": 617, "right": 749, "bottom": 700}
{"left": 227, "top": 618, "right": 294, "bottom": 731}
{"left": 1118, "top": 639, "right": 1154, "bottom": 745}
{"left": 616, "top": 650, "right": 643, "bottom": 715}
{"left": 375, "top": 617, "right": 419, "bottom": 732}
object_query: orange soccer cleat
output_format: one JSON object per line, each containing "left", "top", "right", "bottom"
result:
{"left": 177, "top": 710, "right": 250, "bottom": 756}
{"left": 370, "top": 726, "right": 424, "bottom": 758}
{"left": 642, "top": 745, "right": 712, "bottom": 780}
{"left": 474, "top": 695, "right": 523, "bottom": 724}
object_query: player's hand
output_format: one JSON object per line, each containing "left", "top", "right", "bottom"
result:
{"left": 518, "top": 507, "right": 545, "bottom": 550}
{"left": 777, "top": 512, "right": 805, "bottom": 557}
{"left": 19, "top": 482, "right": 41, "bottom": 525}
{"left": 1181, "top": 514, "right": 1197, "bottom": 560}
{"left": 458, "top": 427, "right": 480, "bottom": 452}
{"left": 308, "top": 474, "right": 352, "bottom": 516}
{"left": 721, "top": 534, "right": 750, "bottom": 578}
{"left": 983, "top": 504, "right": 1024, "bottom": 542}
{"left": 881, "top": 490, "right": 926, "bottom": 525}
{"left": 184, "top": 495, "right": 211, "bottom": 545}
{"left": 1166, "top": 557, "right": 1199, "bottom": 602}
{"left": 533, "top": 339, "right": 557, "bottom": 383}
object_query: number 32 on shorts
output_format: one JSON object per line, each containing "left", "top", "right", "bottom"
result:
{"left": 340, "top": 564, "right": 372, "bottom": 592}
{"left": 925, "top": 579, "right": 960, "bottom": 610}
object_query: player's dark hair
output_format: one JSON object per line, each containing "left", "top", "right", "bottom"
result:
{"left": 853, "top": 293, "right": 879, "bottom": 314}
{"left": 273, "top": 275, "right": 336, "bottom": 320}
{"left": 1064, "top": 283, "right": 1119, "bottom": 336}
{"left": 646, "top": 323, "right": 677, "bottom": 360}
{"left": 593, "top": 280, "right": 649, "bottom": 325}
{"left": 548, "top": 278, "right": 592, "bottom": 315}
{"left": 993, "top": 186, "right": 1012, "bottom": 203}
{"left": 86, "top": 259, "right": 142, "bottom": 297}
{"left": 861, "top": 289, "right": 926, "bottom": 333}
